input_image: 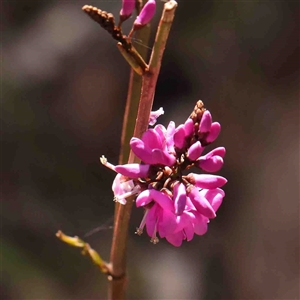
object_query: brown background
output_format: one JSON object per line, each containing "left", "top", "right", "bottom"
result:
{"left": 2, "top": 0, "right": 299, "bottom": 299}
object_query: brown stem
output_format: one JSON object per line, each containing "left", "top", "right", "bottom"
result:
{"left": 108, "top": 1, "right": 178, "bottom": 299}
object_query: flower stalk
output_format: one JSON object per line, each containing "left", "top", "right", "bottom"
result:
{"left": 108, "top": 1, "right": 178, "bottom": 299}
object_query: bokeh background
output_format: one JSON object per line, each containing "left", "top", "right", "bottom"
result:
{"left": 2, "top": 0, "right": 299, "bottom": 299}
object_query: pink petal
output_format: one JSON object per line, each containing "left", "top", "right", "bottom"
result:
{"left": 184, "top": 118, "right": 194, "bottom": 137}
{"left": 130, "top": 138, "right": 153, "bottom": 164}
{"left": 120, "top": 0, "right": 135, "bottom": 17}
{"left": 185, "top": 196, "right": 196, "bottom": 210}
{"left": 174, "top": 125, "right": 186, "bottom": 149}
{"left": 166, "top": 231, "right": 184, "bottom": 247}
{"left": 134, "top": 0, "right": 156, "bottom": 26}
{"left": 149, "top": 189, "right": 174, "bottom": 211}
{"left": 158, "top": 209, "right": 177, "bottom": 238}
{"left": 112, "top": 174, "right": 131, "bottom": 205}
{"left": 206, "top": 122, "right": 221, "bottom": 143}
{"left": 173, "top": 182, "right": 187, "bottom": 215}
{"left": 196, "top": 156, "right": 224, "bottom": 172}
{"left": 154, "top": 124, "right": 167, "bottom": 149}
{"left": 201, "top": 188, "right": 225, "bottom": 212}
{"left": 149, "top": 107, "right": 164, "bottom": 126}
{"left": 184, "top": 222, "right": 195, "bottom": 241}
{"left": 205, "top": 147, "right": 226, "bottom": 158}
{"left": 136, "top": 190, "right": 153, "bottom": 207}
{"left": 188, "top": 187, "right": 216, "bottom": 219}
{"left": 145, "top": 204, "right": 159, "bottom": 237}
{"left": 187, "top": 141, "right": 204, "bottom": 161}
{"left": 166, "top": 121, "right": 175, "bottom": 137}
{"left": 154, "top": 124, "right": 167, "bottom": 136}
{"left": 174, "top": 213, "right": 194, "bottom": 232}
{"left": 152, "top": 149, "right": 176, "bottom": 166}
{"left": 194, "top": 221, "right": 208, "bottom": 236}
{"left": 187, "top": 173, "right": 227, "bottom": 189}
{"left": 115, "top": 164, "right": 150, "bottom": 178}
{"left": 142, "top": 129, "right": 162, "bottom": 150}
{"left": 199, "top": 110, "right": 212, "bottom": 133}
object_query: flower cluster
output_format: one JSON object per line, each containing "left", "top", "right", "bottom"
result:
{"left": 102, "top": 101, "right": 227, "bottom": 246}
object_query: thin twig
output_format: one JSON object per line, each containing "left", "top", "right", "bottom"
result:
{"left": 108, "top": 2, "right": 178, "bottom": 299}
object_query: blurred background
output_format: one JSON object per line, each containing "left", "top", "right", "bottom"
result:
{"left": 2, "top": 0, "right": 299, "bottom": 299}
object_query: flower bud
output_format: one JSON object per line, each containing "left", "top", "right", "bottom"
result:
{"left": 183, "top": 118, "right": 194, "bottom": 137}
{"left": 115, "top": 163, "right": 150, "bottom": 178}
{"left": 134, "top": 0, "right": 156, "bottom": 30}
{"left": 186, "top": 173, "right": 227, "bottom": 189}
{"left": 173, "top": 125, "right": 186, "bottom": 149}
{"left": 120, "top": 0, "right": 136, "bottom": 23}
{"left": 199, "top": 110, "right": 212, "bottom": 133}
{"left": 196, "top": 156, "right": 224, "bottom": 172}
{"left": 206, "top": 122, "right": 221, "bottom": 143}
{"left": 187, "top": 141, "right": 204, "bottom": 161}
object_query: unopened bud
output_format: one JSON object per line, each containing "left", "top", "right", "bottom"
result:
{"left": 120, "top": 0, "right": 136, "bottom": 24}
{"left": 134, "top": 0, "right": 156, "bottom": 29}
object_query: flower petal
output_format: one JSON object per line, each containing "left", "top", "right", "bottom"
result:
{"left": 187, "top": 173, "right": 227, "bottom": 189}
{"left": 201, "top": 188, "right": 225, "bottom": 212}
{"left": 142, "top": 128, "right": 162, "bottom": 150}
{"left": 149, "top": 107, "right": 164, "bottom": 126}
{"left": 158, "top": 209, "right": 177, "bottom": 238}
{"left": 149, "top": 189, "right": 174, "bottom": 211}
{"left": 166, "top": 231, "right": 184, "bottom": 247}
{"left": 174, "top": 212, "right": 194, "bottom": 232}
{"left": 187, "top": 187, "right": 216, "bottom": 219}
{"left": 173, "top": 182, "right": 187, "bottom": 215}
{"left": 206, "top": 122, "right": 221, "bottom": 143}
{"left": 130, "top": 137, "right": 153, "bottom": 164}
{"left": 134, "top": 0, "right": 156, "bottom": 26}
{"left": 120, "top": 0, "right": 135, "bottom": 18}
{"left": 187, "top": 141, "right": 204, "bottom": 161}
{"left": 184, "top": 118, "right": 194, "bottom": 137}
{"left": 136, "top": 190, "right": 153, "bottom": 207}
{"left": 194, "top": 221, "right": 208, "bottom": 236}
{"left": 199, "top": 110, "right": 212, "bottom": 133}
{"left": 145, "top": 203, "right": 159, "bottom": 237}
{"left": 196, "top": 156, "right": 224, "bottom": 172}
{"left": 112, "top": 174, "right": 134, "bottom": 205}
{"left": 174, "top": 125, "right": 186, "bottom": 149}
{"left": 115, "top": 164, "right": 150, "bottom": 178}
{"left": 184, "top": 222, "right": 195, "bottom": 241}
{"left": 205, "top": 147, "right": 226, "bottom": 158}
{"left": 152, "top": 149, "right": 176, "bottom": 166}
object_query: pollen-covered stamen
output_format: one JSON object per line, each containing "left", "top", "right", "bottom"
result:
{"left": 135, "top": 227, "right": 143, "bottom": 236}
{"left": 150, "top": 236, "right": 159, "bottom": 244}
{"left": 100, "top": 155, "right": 116, "bottom": 171}
{"left": 150, "top": 221, "right": 159, "bottom": 244}
{"left": 135, "top": 208, "right": 149, "bottom": 236}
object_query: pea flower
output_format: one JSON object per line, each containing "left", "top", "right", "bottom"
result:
{"left": 101, "top": 101, "right": 227, "bottom": 246}
{"left": 149, "top": 107, "right": 164, "bottom": 126}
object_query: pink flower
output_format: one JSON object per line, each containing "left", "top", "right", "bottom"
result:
{"left": 112, "top": 173, "right": 140, "bottom": 204}
{"left": 149, "top": 107, "right": 164, "bottom": 126}
{"left": 130, "top": 123, "right": 176, "bottom": 166}
{"left": 102, "top": 101, "right": 227, "bottom": 246}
